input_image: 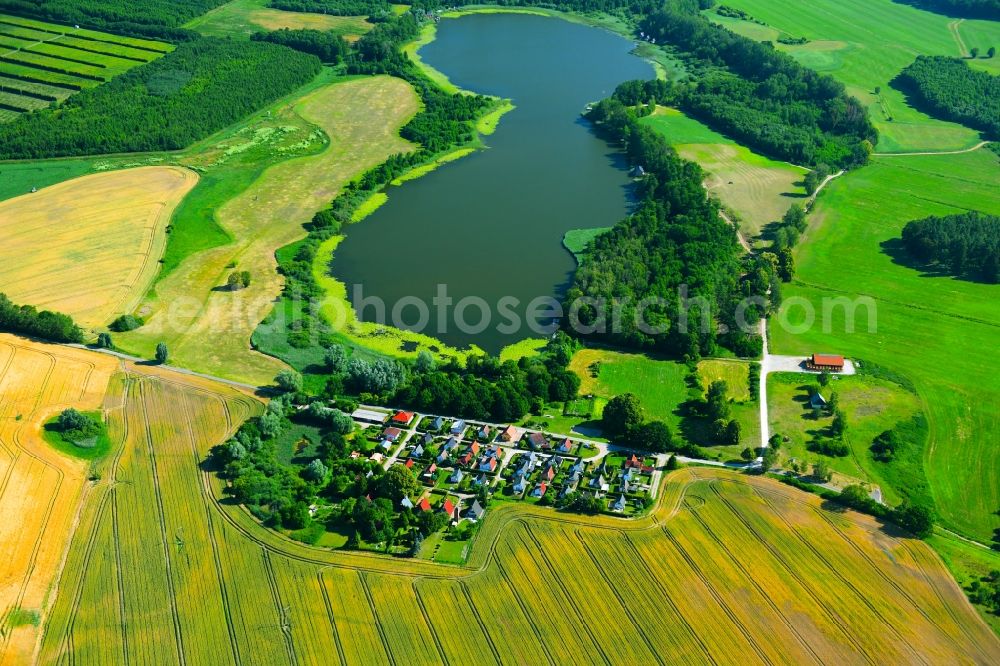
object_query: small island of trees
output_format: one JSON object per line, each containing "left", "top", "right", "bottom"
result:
{"left": 900, "top": 211, "right": 1000, "bottom": 283}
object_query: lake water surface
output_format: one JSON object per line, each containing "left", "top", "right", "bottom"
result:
{"left": 329, "top": 13, "right": 653, "bottom": 353}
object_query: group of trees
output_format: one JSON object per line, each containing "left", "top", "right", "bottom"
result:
{"left": 568, "top": 96, "right": 771, "bottom": 358}
{"left": 267, "top": 0, "right": 390, "bottom": 16}
{"left": 251, "top": 27, "right": 348, "bottom": 64}
{"left": 209, "top": 392, "right": 463, "bottom": 551}
{"left": 900, "top": 211, "right": 1000, "bottom": 283}
{"left": 632, "top": 2, "right": 876, "bottom": 168}
{"left": 390, "top": 334, "right": 582, "bottom": 422}
{"left": 602, "top": 392, "right": 705, "bottom": 456}
{"left": 0, "top": 0, "right": 228, "bottom": 40}
{"left": 0, "top": 39, "right": 322, "bottom": 159}
{"left": 891, "top": 0, "right": 1000, "bottom": 20}
{"left": 895, "top": 56, "right": 1000, "bottom": 139}
{"left": 0, "top": 292, "right": 83, "bottom": 343}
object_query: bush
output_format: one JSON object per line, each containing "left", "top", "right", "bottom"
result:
{"left": 108, "top": 314, "right": 143, "bottom": 332}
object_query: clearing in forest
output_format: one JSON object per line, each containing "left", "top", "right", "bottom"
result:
{"left": 185, "top": 0, "right": 373, "bottom": 41}
{"left": 0, "top": 334, "right": 117, "bottom": 666}
{"left": 642, "top": 107, "right": 807, "bottom": 240}
{"left": 0, "top": 166, "right": 197, "bottom": 329}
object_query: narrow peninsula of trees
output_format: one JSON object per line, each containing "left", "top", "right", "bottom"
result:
{"left": 0, "top": 39, "right": 322, "bottom": 159}
{"left": 895, "top": 56, "right": 1000, "bottom": 139}
{"left": 900, "top": 211, "right": 1000, "bottom": 283}
{"left": 566, "top": 95, "right": 775, "bottom": 359}
{"left": 0, "top": 293, "right": 84, "bottom": 343}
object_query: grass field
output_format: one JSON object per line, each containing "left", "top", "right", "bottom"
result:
{"left": 711, "top": 0, "right": 1000, "bottom": 152}
{"left": 0, "top": 334, "right": 117, "bottom": 665}
{"left": 27, "top": 355, "right": 999, "bottom": 665}
{"left": 0, "top": 166, "right": 197, "bottom": 329}
{"left": 767, "top": 371, "right": 926, "bottom": 506}
{"left": 562, "top": 226, "right": 611, "bottom": 264}
{"left": 185, "top": 0, "right": 373, "bottom": 41}
{"left": 770, "top": 147, "right": 1000, "bottom": 542}
{"left": 642, "top": 107, "right": 808, "bottom": 240}
{"left": 113, "top": 74, "right": 419, "bottom": 385}
{"left": 0, "top": 14, "right": 169, "bottom": 122}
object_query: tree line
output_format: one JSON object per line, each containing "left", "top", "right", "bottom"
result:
{"left": 891, "top": 0, "right": 999, "bottom": 20}
{"left": 0, "top": 38, "right": 322, "bottom": 159}
{"left": 0, "top": 292, "right": 83, "bottom": 343}
{"left": 266, "top": 0, "right": 390, "bottom": 16}
{"left": 251, "top": 28, "right": 348, "bottom": 64}
{"left": 566, "top": 95, "right": 778, "bottom": 359}
{"left": 895, "top": 56, "right": 1000, "bottom": 139}
{"left": 900, "top": 211, "right": 1000, "bottom": 283}
{"left": 0, "top": 0, "right": 230, "bottom": 40}
{"left": 636, "top": 3, "right": 876, "bottom": 168}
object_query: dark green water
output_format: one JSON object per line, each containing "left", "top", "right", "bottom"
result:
{"left": 330, "top": 13, "right": 653, "bottom": 353}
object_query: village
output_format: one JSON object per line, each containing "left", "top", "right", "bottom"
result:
{"left": 349, "top": 407, "right": 664, "bottom": 527}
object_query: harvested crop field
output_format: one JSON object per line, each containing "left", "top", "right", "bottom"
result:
{"left": 0, "top": 334, "right": 117, "bottom": 665}
{"left": 186, "top": 0, "right": 373, "bottom": 41}
{"left": 0, "top": 166, "right": 198, "bottom": 329}
{"left": 28, "top": 348, "right": 999, "bottom": 665}
{"left": 117, "top": 75, "right": 419, "bottom": 385}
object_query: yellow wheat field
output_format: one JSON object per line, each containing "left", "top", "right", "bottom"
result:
{"left": 22, "top": 342, "right": 997, "bottom": 665}
{"left": 0, "top": 334, "right": 118, "bottom": 665}
{"left": 0, "top": 167, "right": 198, "bottom": 329}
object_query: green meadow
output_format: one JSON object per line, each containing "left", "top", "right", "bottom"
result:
{"left": 642, "top": 107, "right": 808, "bottom": 239}
{"left": 712, "top": 0, "right": 1000, "bottom": 152}
{"left": 771, "top": 148, "right": 1000, "bottom": 542}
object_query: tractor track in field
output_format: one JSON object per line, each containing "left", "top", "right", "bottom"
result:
{"left": 492, "top": 552, "right": 557, "bottom": 666}
{"left": 756, "top": 484, "right": 990, "bottom": 662}
{"left": 521, "top": 524, "right": 612, "bottom": 666}
{"left": 458, "top": 580, "right": 504, "bottom": 666}
{"left": 681, "top": 500, "right": 826, "bottom": 665}
{"left": 616, "top": 533, "right": 718, "bottom": 664}
{"left": 703, "top": 480, "right": 880, "bottom": 664}
{"left": 411, "top": 579, "right": 450, "bottom": 666}
{"left": 660, "top": 525, "right": 773, "bottom": 665}
{"left": 739, "top": 483, "right": 929, "bottom": 665}
{"left": 137, "top": 380, "right": 187, "bottom": 666}
{"left": 261, "top": 550, "right": 297, "bottom": 666}
{"left": 572, "top": 528, "right": 665, "bottom": 665}
{"left": 110, "top": 488, "right": 130, "bottom": 666}
{"left": 358, "top": 572, "right": 396, "bottom": 666}
{"left": 316, "top": 572, "right": 347, "bottom": 666}
{"left": 178, "top": 390, "right": 243, "bottom": 666}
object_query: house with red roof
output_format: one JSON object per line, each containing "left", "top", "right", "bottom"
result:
{"left": 404, "top": 458, "right": 415, "bottom": 469}
{"left": 807, "top": 353, "right": 845, "bottom": 372}
{"left": 423, "top": 463, "right": 437, "bottom": 479}
{"left": 478, "top": 456, "right": 497, "bottom": 473}
{"left": 556, "top": 438, "right": 573, "bottom": 453}
{"left": 416, "top": 497, "right": 432, "bottom": 512}
{"left": 382, "top": 426, "right": 403, "bottom": 441}
{"left": 531, "top": 482, "right": 548, "bottom": 498}
{"left": 625, "top": 454, "right": 643, "bottom": 470}
{"left": 391, "top": 410, "right": 415, "bottom": 425}
{"left": 441, "top": 497, "right": 458, "bottom": 519}
{"left": 500, "top": 425, "right": 522, "bottom": 443}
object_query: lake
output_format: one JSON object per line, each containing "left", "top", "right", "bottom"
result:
{"left": 329, "top": 12, "right": 653, "bottom": 354}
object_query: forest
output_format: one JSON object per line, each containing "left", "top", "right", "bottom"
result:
{"left": 267, "top": 0, "right": 390, "bottom": 15}
{"left": 892, "top": 0, "right": 1000, "bottom": 19}
{"left": 251, "top": 27, "right": 348, "bottom": 63}
{"left": 895, "top": 56, "right": 1000, "bottom": 139}
{"left": 0, "top": 39, "right": 322, "bottom": 159}
{"left": 639, "top": 3, "right": 876, "bottom": 168}
{"left": 0, "top": 0, "right": 229, "bottom": 39}
{"left": 900, "top": 211, "right": 1000, "bottom": 283}
{"left": 0, "top": 293, "right": 83, "bottom": 343}
{"left": 567, "top": 96, "right": 775, "bottom": 359}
